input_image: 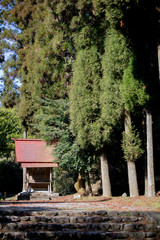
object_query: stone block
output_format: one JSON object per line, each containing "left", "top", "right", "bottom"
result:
{"left": 75, "top": 217, "right": 85, "bottom": 223}
{"left": 88, "top": 211, "right": 96, "bottom": 217}
{"left": 5, "top": 223, "right": 18, "bottom": 231}
{"left": 17, "top": 223, "right": 30, "bottom": 231}
{"left": 3, "top": 232, "right": 27, "bottom": 240}
{"left": 100, "top": 223, "right": 111, "bottom": 231}
{"left": 112, "top": 216, "right": 123, "bottom": 223}
{"left": 107, "top": 211, "right": 120, "bottom": 217}
{"left": 53, "top": 217, "right": 70, "bottom": 224}
{"left": 69, "top": 217, "right": 77, "bottom": 223}
{"left": 145, "top": 232, "right": 156, "bottom": 238}
{"left": 20, "top": 216, "right": 30, "bottom": 221}
{"left": 58, "top": 210, "right": 69, "bottom": 216}
{"left": 95, "top": 210, "right": 107, "bottom": 216}
{"left": 129, "top": 232, "right": 145, "bottom": 239}
{"left": 48, "top": 223, "right": 61, "bottom": 231}
{"left": 122, "top": 216, "right": 139, "bottom": 223}
{"left": 30, "top": 216, "right": 41, "bottom": 222}
{"left": 124, "top": 223, "right": 136, "bottom": 231}
{"left": 109, "top": 223, "right": 122, "bottom": 231}
{"left": 10, "top": 216, "right": 20, "bottom": 222}
{"left": 145, "top": 224, "right": 155, "bottom": 232}
{"left": 112, "top": 231, "right": 129, "bottom": 239}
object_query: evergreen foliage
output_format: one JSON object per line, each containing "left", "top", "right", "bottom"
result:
{"left": 101, "top": 27, "right": 131, "bottom": 133}
{"left": 120, "top": 57, "right": 149, "bottom": 163}
{"left": 0, "top": 57, "right": 19, "bottom": 108}
{"left": 0, "top": 108, "right": 22, "bottom": 159}
{"left": 122, "top": 124, "right": 144, "bottom": 162}
{"left": 70, "top": 46, "right": 102, "bottom": 149}
{"left": 1, "top": 0, "right": 75, "bottom": 131}
{"left": 101, "top": 25, "right": 149, "bottom": 163}
{"left": 35, "top": 99, "right": 69, "bottom": 143}
{"left": 120, "top": 57, "right": 149, "bottom": 113}
{"left": 35, "top": 98, "right": 96, "bottom": 194}
{"left": 100, "top": 3, "right": 149, "bottom": 196}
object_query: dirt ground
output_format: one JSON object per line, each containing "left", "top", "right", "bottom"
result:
{"left": 1, "top": 195, "right": 160, "bottom": 212}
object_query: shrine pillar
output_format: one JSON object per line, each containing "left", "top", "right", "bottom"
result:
{"left": 49, "top": 168, "right": 53, "bottom": 193}
{"left": 22, "top": 129, "right": 27, "bottom": 192}
{"left": 22, "top": 167, "right": 27, "bottom": 192}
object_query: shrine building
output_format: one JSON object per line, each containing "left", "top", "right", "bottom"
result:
{"left": 15, "top": 139, "right": 58, "bottom": 193}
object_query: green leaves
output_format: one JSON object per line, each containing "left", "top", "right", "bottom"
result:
{"left": 122, "top": 124, "right": 144, "bottom": 162}
{"left": 14, "top": 0, "right": 74, "bottom": 129}
{"left": 0, "top": 108, "right": 22, "bottom": 158}
{"left": 100, "top": 27, "right": 148, "bottom": 163}
{"left": 100, "top": 27, "right": 130, "bottom": 130}
{"left": 120, "top": 57, "right": 149, "bottom": 112}
{"left": 105, "top": 0, "right": 140, "bottom": 28}
{"left": 35, "top": 99, "right": 69, "bottom": 142}
{"left": 70, "top": 46, "right": 102, "bottom": 149}
{"left": 35, "top": 98, "right": 95, "bottom": 178}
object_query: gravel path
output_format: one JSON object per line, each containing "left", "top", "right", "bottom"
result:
{"left": 0, "top": 195, "right": 160, "bottom": 212}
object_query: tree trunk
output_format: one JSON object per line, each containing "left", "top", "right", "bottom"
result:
{"left": 53, "top": 169, "right": 57, "bottom": 193}
{"left": 146, "top": 109, "right": 155, "bottom": 197}
{"left": 127, "top": 161, "right": 139, "bottom": 197}
{"left": 100, "top": 148, "right": 112, "bottom": 197}
{"left": 144, "top": 157, "right": 148, "bottom": 196}
{"left": 142, "top": 109, "right": 148, "bottom": 196}
{"left": 124, "top": 110, "right": 139, "bottom": 197}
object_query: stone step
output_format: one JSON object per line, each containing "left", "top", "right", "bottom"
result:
{"left": 0, "top": 215, "right": 145, "bottom": 224}
{"left": 0, "top": 210, "right": 141, "bottom": 216}
{"left": 0, "top": 209, "right": 151, "bottom": 218}
{"left": 0, "top": 210, "right": 159, "bottom": 239}
{"left": 0, "top": 230, "right": 157, "bottom": 240}
{"left": 1, "top": 221, "right": 156, "bottom": 232}
{"left": 17, "top": 192, "right": 59, "bottom": 200}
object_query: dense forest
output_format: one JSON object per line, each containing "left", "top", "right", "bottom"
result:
{"left": 0, "top": 0, "right": 160, "bottom": 197}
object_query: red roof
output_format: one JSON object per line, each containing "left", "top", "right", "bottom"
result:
{"left": 15, "top": 139, "right": 58, "bottom": 168}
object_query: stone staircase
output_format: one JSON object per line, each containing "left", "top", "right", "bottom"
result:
{"left": 17, "top": 191, "right": 59, "bottom": 200}
{"left": 0, "top": 209, "right": 160, "bottom": 239}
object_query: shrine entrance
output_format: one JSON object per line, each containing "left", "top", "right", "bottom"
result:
{"left": 14, "top": 139, "right": 58, "bottom": 194}
{"left": 26, "top": 168, "right": 52, "bottom": 192}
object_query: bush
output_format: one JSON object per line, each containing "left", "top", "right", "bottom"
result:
{"left": 0, "top": 159, "right": 22, "bottom": 194}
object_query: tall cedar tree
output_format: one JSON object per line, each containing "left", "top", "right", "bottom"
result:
{"left": 69, "top": 1, "right": 112, "bottom": 197}
{"left": 101, "top": 1, "right": 154, "bottom": 196}
{"left": 123, "top": 0, "right": 158, "bottom": 196}
{"left": 17, "top": 0, "right": 74, "bottom": 132}
{"left": 70, "top": 45, "right": 112, "bottom": 197}
{"left": 0, "top": 0, "right": 75, "bottom": 132}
